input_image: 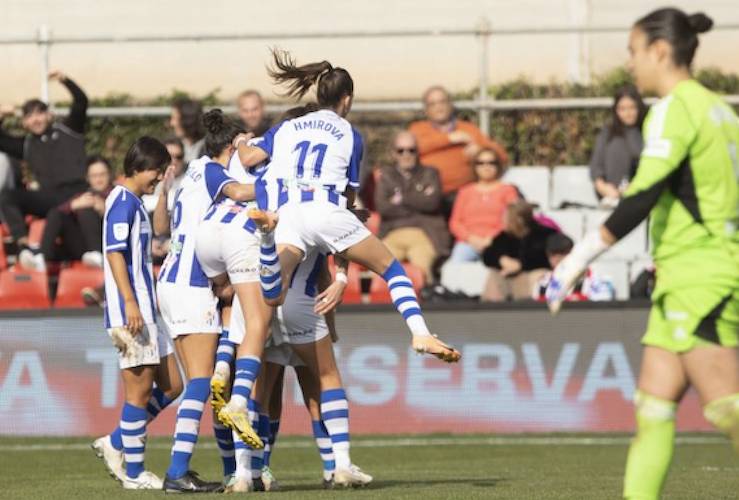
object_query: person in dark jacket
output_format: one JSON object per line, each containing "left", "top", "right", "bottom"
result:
{"left": 481, "top": 200, "right": 556, "bottom": 301}
{"left": 589, "top": 84, "right": 647, "bottom": 207}
{"left": 0, "top": 70, "right": 89, "bottom": 265}
{"left": 375, "top": 131, "right": 450, "bottom": 284}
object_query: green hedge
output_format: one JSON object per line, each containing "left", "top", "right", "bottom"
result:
{"left": 6, "top": 68, "right": 739, "bottom": 173}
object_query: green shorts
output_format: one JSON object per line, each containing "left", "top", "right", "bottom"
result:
{"left": 642, "top": 286, "right": 739, "bottom": 353}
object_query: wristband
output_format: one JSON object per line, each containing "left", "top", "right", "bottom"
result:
{"left": 335, "top": 272, "right": 348, "bottom": 284}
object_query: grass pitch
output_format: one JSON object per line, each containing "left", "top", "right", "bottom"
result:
{"left": 0, "top": 434, "right": 737, "bottom": 499}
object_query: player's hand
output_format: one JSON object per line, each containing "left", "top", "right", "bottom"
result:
{"left": 314, "top": 280, "right": 346, "bottom": 315}
{"left": 124, "top": 299, "right": 144, "bottom": 336}
{"left": 48, "top": 70, "right": 67, "bottom": 82}
{"left": 232, "top": 132, "right": 254, "bottom": 149}
{"left": 161, "top": 164, "right": 177, "bottom": 194}
{"left": 545, "top": 253, "right": 586, "bottom": 315}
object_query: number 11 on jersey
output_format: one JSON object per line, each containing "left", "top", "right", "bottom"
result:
{"left": 294, "top": 141, "right": 328, "bottom": 179}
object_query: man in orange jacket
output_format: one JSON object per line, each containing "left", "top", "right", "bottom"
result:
{"left": 408, "top": 85, "right": 509, "bottom": 218}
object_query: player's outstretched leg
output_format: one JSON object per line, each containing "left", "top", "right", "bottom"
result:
{"left": 623, "top": 391, "right": 676, "bottom": 500}
{"left": 249, "top": 209, "right": 283, "bottom": 302}
{"left": 218, "top": 356, "right": 264, "bottom": 449}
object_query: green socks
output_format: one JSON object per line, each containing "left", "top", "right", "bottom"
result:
{"left": 704, "top": 393, "right": 739, "bottom": 454}
{"left": 623, "top": 391, "right": 677, "bottom": 500}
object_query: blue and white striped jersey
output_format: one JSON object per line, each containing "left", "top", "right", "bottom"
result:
{"left": 288, "top": 249, "right": 326, "bottom": 299}
{"left": 202, "top": 149, "right": 266, "bottom": 234}
{"left": 158, "top": 155, "right": 237, "bottom": 287}
{"left": 255, "top": 109, "right": 363, "bottom": 210}
{"left": 103, "top": 185, "right": 157, "bottom": 328}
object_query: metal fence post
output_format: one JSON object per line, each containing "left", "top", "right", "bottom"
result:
{"left": 38, "top": 25, "right": 50, "bottom": 103}
{"left": 476, "top": 17, "right": 491, "bottom": 136}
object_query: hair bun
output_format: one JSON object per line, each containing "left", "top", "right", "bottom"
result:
{"left": 688, "top": 13, "right": 713, "bottom": 34}
{"left": 202, "top": 109, "right": 225, "bottom": 134}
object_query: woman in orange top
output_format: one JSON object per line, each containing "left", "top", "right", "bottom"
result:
{"left": 448, "top": 148, "right": 519, "bottom": 262}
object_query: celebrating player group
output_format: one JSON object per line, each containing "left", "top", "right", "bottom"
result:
{"left": 95, "top": 47, "right": 460, "bottom": 493}
{"left": 94, "top": 6, "right": 738, "bottom": 498}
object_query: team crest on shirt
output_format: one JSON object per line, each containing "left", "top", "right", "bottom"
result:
{"left": 113, "top": 223, "right": 129, "bottom": 241}
{"left": 205, "top": 310, "right": 216, "bottom": 326}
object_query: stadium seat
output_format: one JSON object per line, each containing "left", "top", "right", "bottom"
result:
{"left": 0, "top": 268, "right": 51, "bottom": 309}
{"left": 502, "top": 166, "right": 550, "bottom": 209}
{"left": 440, "top": 261, "right": 489, "bottom": 297}
{"left": 54, "top": 265, "right": 104, "bottom": 308}
{"left": 550, "top": 166, "right": 599, "bottom": 209}
{"left": 27, "top": 218, "right": 46, "bottom": 248}
{"left": 589, "top": 259, "right": 630, "bottom": 300}
{"left": 583, "top": 210, "right": 648, "bottom": 260}
{"left": 541, "top": 210, "right": 585, "bottom": 242}
{"left": 368, "top": 262, "right": 425, "bottom": 304}
{"left": 629, "top": 256, "right": 654, "bottom": 283}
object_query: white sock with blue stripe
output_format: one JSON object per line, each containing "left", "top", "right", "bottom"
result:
{"left": 233, "top": 433, "right": 252, "bottom": 481}
{"left": 231, "top": 356, "right": 261, "bottom": 410}
{"left": 382, "top": 259, "right": 431, "bottom": 336}
{"left": 120, "top": 403, "right": 148, "bottom": 479}
{"left": 110, "top": 386, "right": 174, "bottom": 451}
{"left": 320, "top": 388, "right": 351, "bottom": 470}
{"left": 166, "top": 377, "right": 210, "bottom": 479}
{"left": 215, "top": 330, "right": 236, "bottom": 376}
{"left": 248, "top": 400, "right": 265, "bottom": 479}
{"left": 312, "top": 420, "right": 336, "bottom": 481}
{"left": 259, "top": 232, "right": 282, "bottom": 300}
{"left": 213, "top": 417, "right": 236, "bottom": 478}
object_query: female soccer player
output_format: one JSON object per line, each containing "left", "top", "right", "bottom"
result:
{"left": 155, "top": 109, "right": 255, "bottom": 493}
{"left": 546, "top": 8, "right": 738, "bottom": 499}
{"left": 235, "top": 50, "right": 460, "bottom": 371}
{"left": 100, "top": 136, "right": 181, "bottom": 490}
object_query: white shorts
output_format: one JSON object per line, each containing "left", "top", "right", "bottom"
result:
{"left": 275, "top": 201, "right": 371, "bottom": 257}
{"left": 263, "top": 343, "right": 304, "bottom": 367}
{"left": 107, "top": 322, "right": 174, "bottom": 370}
{"left": 276, "top": 293, "right": 330, "bottom": 345}
{"left": 157, "top": 281, "right": 220, "bottom": 339}
{"left": 195, "top": 222, "right": 261, "bottom": 284}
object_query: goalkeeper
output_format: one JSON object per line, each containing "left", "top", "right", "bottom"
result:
{"left": 546, "top": 7, "right": 738, "bottom": 500}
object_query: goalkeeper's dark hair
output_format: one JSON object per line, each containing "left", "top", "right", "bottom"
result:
{"left": 634, "top": 8, "right": 713, "bottom": 67}
{"left": 268, "top": 48, "right": 353, "bottom": 108}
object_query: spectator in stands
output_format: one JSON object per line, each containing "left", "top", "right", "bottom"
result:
{"left": 0, "top": 71, "right": 89, "bottom": 267}
{"left": 480, "top": 200, "right": 556, "bottom": 302}
{"left": 170, "top": 98, "right": 205, "bottom": 163}
{"left": 375, "top": 131, "right": 449, "bottom": 285}
{"left": 589, "top": 84, "right": 646, "bottom": 207}
{"left": 23, "top": 156, "right": 114, "bottom": 271}
{"left": 236, "top": 90, "right": 271, "bottom": 137}
{"left": 449, "top": 147, "right": 519, "bottom": 262}
{"left": 409, "top": 85, "right": 508, "bottom": 217}
{"left": 532, "top": 233, "right": 615, "bottom": 302}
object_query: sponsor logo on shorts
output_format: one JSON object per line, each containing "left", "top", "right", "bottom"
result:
{"left": 285, "top": 328, "right": 315, "bottom": 338}
{"left": 332, "top": 225, "right": 362, "bottom": 244}
{"left": 230, "top": 266, "right": 259, "bottom": 274}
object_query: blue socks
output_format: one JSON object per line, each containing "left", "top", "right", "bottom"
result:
{"left": 215, "top": 330, "right": 236, "bottom": 374}
{"left": 264, "top": 419, "right": 280, "bottom": 467}
{"left": 259, "top": 232, "right": 282, "bottom": 300}
{"left": 213, "top": 418, "right": 236, "bottom": 477}
{"left": 320, "top": 388, "right": 351, "bottom": 470}
{"left": 382, "top": 259, "right": 430, "bottom": 336}
{"left": 312, "top": 420, "right": 336, "bottom": 481}
{"left": 120, "top": 403, "right": 148, "bottom": 479}
{"left": 166, "top": 377, "right": 210, "bottom": 480}
{"left": 231, "top": 356, "right": 261, "bottom": 409}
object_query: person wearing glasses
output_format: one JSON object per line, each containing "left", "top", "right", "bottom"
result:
{"left": 375, "top": 131, "right": 449, "bottom": 285}
{"left": 448, "top": 147, "right": 519, "bottom": 263}
{"left": 408, "top": 85, "right": 508, "bottom": 218}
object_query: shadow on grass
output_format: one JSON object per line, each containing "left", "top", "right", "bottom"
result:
{"left": 275, "top": 477, "right": 507, "bottom": 492}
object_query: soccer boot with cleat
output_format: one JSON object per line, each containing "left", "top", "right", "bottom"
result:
{"left": 333, "top": 464, "right": 373, "bottom": 488}
{"left": 217, "top": 401, "right": 264, "bottom": 449}
{"left": 91, "top": 435, "right": 126, "bottom": 483}
{"left": 412, "top": 334, "right": 461, "bottom": 363}
{"left": 210, "top": 368, "right": 230, "bottom": 413}
{"left": 163, "top": 470, "right": 224, "bottom": 493}
{"left": 322, "top": 473, "right": 335, "bottom": 490}
{"left": 223, "top": 476, "right": 265, "bottom": 493}
{"left": 122, "top": 470, "right": 164, "bottom": 490}
{"left": 261, "top": 465, "right": 280, "bottom": 491}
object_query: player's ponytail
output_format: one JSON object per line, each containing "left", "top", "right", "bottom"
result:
{"left": 268, "top": 49, "right": 353, "bottom": 108}
{"left": 634, "top": 8, "right": 713, "bottom": 67}
{"left": 202, "top": 109, "right": 240, "bottom": 158}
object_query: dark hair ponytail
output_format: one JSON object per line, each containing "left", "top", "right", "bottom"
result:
{"left": 202, "top": 109, "right": 240, "bottom": 158}
{"left": 635, "top": 8, "right": 713, "bottom": 67}
{"left": 268, "top": 49, "right": 354, "bottom": 108}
